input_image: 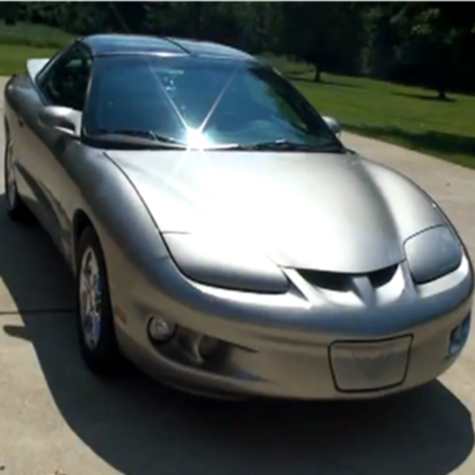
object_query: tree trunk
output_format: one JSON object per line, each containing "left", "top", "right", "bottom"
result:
{"left": 436, "top": 65, "right": 448, "bottom": 100}
{"left": 314, "top": 65, "right": 321, "bottom": 82}
{"left": 437, "top": 88, "right": 447, "bottom": 101}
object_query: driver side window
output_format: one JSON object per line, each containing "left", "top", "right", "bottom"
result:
{"left": 41, "top": 46, "right": 92, "bottom": 111}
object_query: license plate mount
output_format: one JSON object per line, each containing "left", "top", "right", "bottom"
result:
{"left": 330, "top": 336, "right": 412, "bottom": 392}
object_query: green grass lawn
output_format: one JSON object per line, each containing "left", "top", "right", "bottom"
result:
{"left": 0, "top": 20, "right": 73, "bottom": 48}
{"left": 0, "top": 44, "right": 58, "bottom": 75}
{"left": 262, "top": 54, "right": 475, "bottom": 169}
{"left": 0, "top": 21, "right": 72, "bottom": 76}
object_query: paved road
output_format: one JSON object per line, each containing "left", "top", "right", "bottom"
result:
{"left": 1, "top": 76, "right": 475, "bottom": 475}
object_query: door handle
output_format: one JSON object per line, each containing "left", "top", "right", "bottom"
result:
{"left": 18, "top": 118, "right": 24, "bottom": 128}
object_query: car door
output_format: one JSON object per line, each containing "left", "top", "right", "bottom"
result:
{"left": 19, "top": 44, "right": 92, "bottom": 256}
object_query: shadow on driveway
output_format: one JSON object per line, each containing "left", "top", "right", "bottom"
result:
{"left": 346, "top": 125, "right": 475, "bottom": 167}
{"left": 0, "top": 195, "right": 473, "bottom": 475}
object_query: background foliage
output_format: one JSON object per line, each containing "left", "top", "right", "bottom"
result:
{"left": 1, "top": 2, "right": 474, "bottom": 98}
{"left": 0, "top": 2, "right": 474, "bottom": 167}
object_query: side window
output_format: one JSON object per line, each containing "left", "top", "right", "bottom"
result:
{"left": 40, "top": 46, "right": 92, "bottom": 111}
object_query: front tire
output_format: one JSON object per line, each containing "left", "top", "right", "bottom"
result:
{"left": 4, "top": 126, "right": 29, "bottom": 221}
{"left": 76, "top": 226, "right": 119, "bottom": 374}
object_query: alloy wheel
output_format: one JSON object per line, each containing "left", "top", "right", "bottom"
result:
{"left": 79, "top": 246, "right": 103, "bottom": 350}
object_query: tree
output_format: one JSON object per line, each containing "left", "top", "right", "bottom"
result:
{"left": 2, "top": 3, "right": 20, "bottom": 25}
{"left": 277, "top": 3, "right": 366, "bottom": 81}
{"left": 390, "top": 3, "right": 475, "bottom": 100}
{"left": 393, "top": 6, "right": 455, "bottom": 100}
{"left": 146, "top": 3, "right": 252, "bottom": 47}
{"left": 22, "top": 2, "right": 111, "bottom": 34}
{"left": 363, "top": 4, "right": 400, "bottom": 78}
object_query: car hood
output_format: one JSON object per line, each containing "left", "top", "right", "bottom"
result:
{"left": 107, "top": 150, "right": 444, "bottom": 273}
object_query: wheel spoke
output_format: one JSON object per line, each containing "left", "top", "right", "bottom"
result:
{"left": 79, "top": 247, "right": 103, "bottom": 350}
{"left": 5, "top": 144, "right": 17, "bottom": 209}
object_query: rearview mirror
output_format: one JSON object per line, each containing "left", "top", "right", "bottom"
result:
{"left": 322, "top": 116, "right": 342, "bottom": 137}
{"left": 38, "top": 106, "right": 82, "bottom": 138}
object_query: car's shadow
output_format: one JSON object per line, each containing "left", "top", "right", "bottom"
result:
{"left": 0, "top": 194, "right": 473, "bottom": 475}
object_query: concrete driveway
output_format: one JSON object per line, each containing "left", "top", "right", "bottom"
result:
{"left": 1, "top": 75, "right": 475, "bottom": 475}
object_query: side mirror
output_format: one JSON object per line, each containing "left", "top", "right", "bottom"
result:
{"left": 322, "top": 116, "right": 342, "bottom": 137}
{"left": 38, "top": 106, "right": 82, "bottom": 138}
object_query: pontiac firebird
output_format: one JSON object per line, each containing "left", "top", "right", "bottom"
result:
{"left": 3, "top": 35, "right": 473, "bottom": 399}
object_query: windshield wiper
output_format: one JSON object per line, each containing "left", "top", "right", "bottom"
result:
{"left": 210, "top": 139, "right": 341, "bottom": 152}
{"left": 90, "top": 129, "right": 187, "bottom": 149}
{"left": 251, "top": 139, "right": 315, "bottom": 151}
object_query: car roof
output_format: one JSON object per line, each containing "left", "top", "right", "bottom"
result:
{"left": 80, "top": 34, "right": 255, "bottom": 62}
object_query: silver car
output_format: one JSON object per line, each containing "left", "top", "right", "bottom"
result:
{"left": 4, "top": 34, "right": 473, "bottom": 399}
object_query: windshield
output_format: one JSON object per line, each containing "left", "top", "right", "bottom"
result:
{"left": 84, "top": 55, "right": 342, "bottom": 152}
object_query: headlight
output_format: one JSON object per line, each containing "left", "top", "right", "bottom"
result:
{"left": 404, "top": 225, "right": 462, "bottom": 284}
{"left": 163, "top": 233, "right": 289, "bottom": 293}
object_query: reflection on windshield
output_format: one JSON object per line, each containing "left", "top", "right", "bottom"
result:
{"left": 85, "top": 55, "right": 342, "bottom": 152}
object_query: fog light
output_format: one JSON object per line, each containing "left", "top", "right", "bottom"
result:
{"left": 148, "top": 316, "right": 176, "bottom": 343}
{"left": 449, "top": 314, "right": 471, "bottom": 356}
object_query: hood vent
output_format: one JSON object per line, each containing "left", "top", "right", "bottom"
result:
{"left": 298, "top": 264, "right": 402, "bottom": 307}
{"left": 299, "top": 269, "right": 351, "bottom": 292}
{"left": 368, "top": 264, "right": 399, "bottom": 288}
{"left": 299, "top": 264, "right": 398, "bottom": 292}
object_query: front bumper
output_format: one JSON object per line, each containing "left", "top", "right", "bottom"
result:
{"left": 112, "top": 253, "right": 473, "bottom": 400}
